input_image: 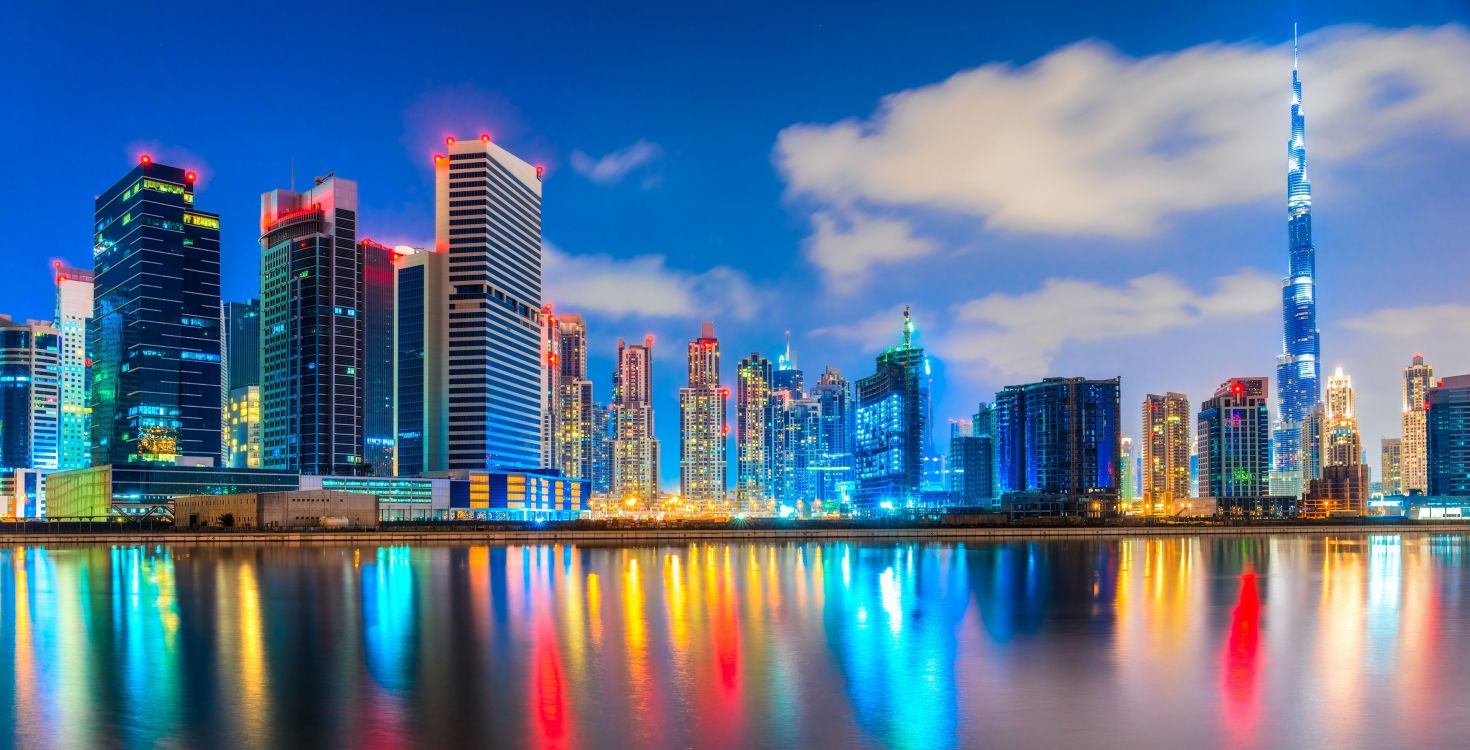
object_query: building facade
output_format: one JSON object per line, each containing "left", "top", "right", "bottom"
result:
{"left": 1142, "top": 392, "right": 1190, "bottom": 514}
{"left": 436, "top": 136, "right": 543, "bottom": 471}
{"left": 949, "top": 434, "right": 994, "bottom": 507}
{"left": 361, "top": 240, "right": 396, "bottom": 476}
{"left": 1272, "top": 32, "right": 1323, "bottom": 499}
{"left": 394, "top": 248, "right": 446, "bottom": 476}
{"left": 1401, "top": 354, "right": 1434, "bottom": 493}
{"left": 993, "top": 377, "right": 1122, "bottom": 516}
{"left": 91, "top": 158, "right": 222, "bottom": 465}
{"left": 1427, "top": 375, "right": 1470, "bottom": 497}
{"left": 679, "top": 322, "right": 727, "bottom": 506}
{"left": 611, "top": 337, "right": 658, "bottom": 503}
{"left": 735, "top": 353, "right": 773, "bottom": 512}
{"left": 0, "top": 317, "right": 60, "bottom": 517}
{"left": 259, "top": 176, "right": 362, "bottom": 475}
{"left": 1380, "top": 437, "right": 1402, "bottom": 497}
{"left": 552, "top": 313, "right": 596, "bottom": 483}
{"left": 853, "top": 308, "right": 926, "bottom": 512}
{"left": 1198, "top": 378, "right": 1271, "bottom": 501}
{"left": 54, "top": 265, "right": 93, "bottom": 471}
{"left": 224, "top": 385, "right": 261, "bottom": 468}
{"left": 811, "top": 366, "right": 854, "bottom": 510}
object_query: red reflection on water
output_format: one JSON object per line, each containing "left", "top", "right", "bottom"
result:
{"left": 534, "top": 636, "right": 567, "bottom": 747}
{"left": 1222, "top": 572, "right": 1261, "bottom": 741}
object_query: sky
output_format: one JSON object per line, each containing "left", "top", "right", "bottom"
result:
{"left": 5, "top": 0, "right": 1469, "bottom": 488}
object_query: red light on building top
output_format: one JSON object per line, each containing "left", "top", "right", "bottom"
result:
{"left": 185, "top": 171, "right": 197, "bottom": 182}
{"left": 446, "top": 136, "right": 456, "bottom": 146}
{"left": 481, "top": 133, "right": 491, "bottom": 142}
{"left": 536, "top": 165, "right": 545, "bottom": 180}
{"left": 56, "top": 274, "right": 65, "bottom": 283}
{"left": 433, "top": 154, "right": 446, "bottom": 164}
{"left": 722, "top": 424, "right": 731, "bottom": 435}
{"left": 139, "top": 154, "right": 152, "bottom": 165}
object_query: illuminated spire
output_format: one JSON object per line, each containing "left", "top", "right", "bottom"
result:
{"left": 1293, "top": 22, "right": 1299, "bottom": 71}
{"left": 902, "top": 305, "right": 913, "bottom": 349}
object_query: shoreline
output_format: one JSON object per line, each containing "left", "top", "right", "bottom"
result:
{"left": 2, "top": 522, "right": 1467, "bottom": 545}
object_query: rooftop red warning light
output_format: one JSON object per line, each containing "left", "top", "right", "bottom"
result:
{"left": 480, "top": 133, "right": 491, "bottom": 142}
{"left": 185, "top": 171, "right": 197, "bottom": 182}
{"left": 140, "top": 154, "right": 152, "bottom": 165}
{"left": 446, "top": 136, "right": 455, "bottom": 146}
{"left": 535, "top": 165, "right": 544, "bottom": 180}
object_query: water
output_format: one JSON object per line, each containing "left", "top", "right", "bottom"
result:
{"left": 1, "top": 534, "right": 1467, "bottom": 749}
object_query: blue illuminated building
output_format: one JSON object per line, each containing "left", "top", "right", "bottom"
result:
{"left": 1427, "top": 375, "right": 1470, "bottom": 497}
{"left": 993, "top": 377, "right": 1121, "bottom": 517}
{"left": 1272, "top": 28, "right": 1323, "bottom": 497}
{"left": 854, "top": 307, "right": 925, "bottom": 512}
{"left": 361, "top": 240, "right": 396, "bottom": 476}
{"left": 90, "top": 158, "right": 222, "bottom": 465}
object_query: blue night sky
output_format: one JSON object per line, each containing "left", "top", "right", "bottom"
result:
{"left": 6, "top": 0, "right": 1469, "bottom": 486}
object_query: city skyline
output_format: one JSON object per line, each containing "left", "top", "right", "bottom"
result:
{"left": 6, "top": 5, "right": 1470, "bottom": 488}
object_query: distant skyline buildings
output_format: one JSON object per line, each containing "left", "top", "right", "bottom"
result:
{"left": 612, "top": 336, "right": 658, "bottom": 502}
{"left": 679, "top": 322, "right": 727, "bottom": 506}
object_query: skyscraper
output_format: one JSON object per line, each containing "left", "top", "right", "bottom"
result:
{"left": 736, "top": 353, "right": 773, "bottom": 513}
{"left": 590, "top": 402, "right": 613, "bottom": 498}
{"left": 223, "top": 299, "right": 261, "bottom": 392}
{"left": 1380, "top": 438, "right": 1402, "bottom": 497}
{"left": 611, "top": 337, "right": 658, "bottom": 503}
{"left": 1198, "top": 377, "right": 1271, "bottom": 505}
{"left": 91, "top": 157, "right": 222, "bottom": 465}
{"left": 811, "top": 366, "right": 854, "bottom": 509}
{"left": 679, "top": 322, "right": 727, "bottom": 507}
{"left": 772, "top": 331, "right": 803, "bottom": 397}
{"left": 553, "top": 313, "right": 596, "bottom": 483}
{"left": 53, "top": 264, "right": 92, "bottom": 471}
{"left": 854, "top": 307, "right": 926, "bottom": 512}
{"left": 1303, "top": 367, "right": 1369, "bottom": 516}
{"left": 1427, "top": 375, "right": 1470, "bottom": 497}
{"left": 361, "top": 240, "right": 396, "bottom": 476}
{"left": 949, "top": 432, "right": 994, "bottom": 507}
{"left": 221, "top": 299, "right": 260, "bottom": 470}
{"left": 541, "top": 307, "right": 561, "bottom": 470}
{"left": 394, "top": 247, "right": 446, "bottom": 476}
{"left": 1119, "top": 436, "right": 1135, "bottom": 504}
{"left": 224, "top": 385, "right": 260, "bottom": 469}
{"left": 993, "top": 377, "right": 1121, "bottom": 516}
{"left": 259, "top": 176, "right": 362, "bottom": 475}
{"left": 1401, "top": 354, "right": 1434, "bottom": 493}
{"left": 771, "top": 391, "right": 822, "bottom": 512}
{"left": 1323, "top": 367, "right": 1362, "bottom": 469}
{"left": 1272, "top": 29, "right": 1323, "bottom": 498}
{"left": 436, "top": 136, "right": 543, "bottom": 471}
{"left": 0, "top": 316, "right": 59, "bottom": 516}
{"left": 1142, "top": 392, "right": 1190, "bottom": 513}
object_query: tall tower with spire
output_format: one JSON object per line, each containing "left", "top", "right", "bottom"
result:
{"left": 1271, "top": 25, "right": 1323, "bottom": 498}
{"left": 853, "top": 305, "right": 927, "bottom": 512}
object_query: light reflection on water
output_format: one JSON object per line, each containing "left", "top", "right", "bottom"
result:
{"left": 2, "top": 535, "right": 1470, "bottom": 748}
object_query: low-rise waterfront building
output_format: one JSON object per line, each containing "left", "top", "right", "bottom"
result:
{"left": 45, "top": 464, "right": 300, "bottom": 518}
{"left": 175, "top": 489, "right": 377, "bottom": 529}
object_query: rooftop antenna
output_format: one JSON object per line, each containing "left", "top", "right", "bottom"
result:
{"left": 1293, "top": 22, "right": 1299, "bottom": 71}
{"left": 902, "top": 305, "right": 913, "bottom": 349}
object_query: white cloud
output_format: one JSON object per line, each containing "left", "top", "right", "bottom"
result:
{"left": 775, "top": 24, "right": 1470, "bottom": 244}
{"left": 812, "top": 304, "right": 913, "bottom": 351}
{"left": 1343, "top": 303, "right": 1470, "bottom": 339}
{"left": 543, "top": 242, "right": 761, "bottom": 321}
{"left": 940, "top": 269, "right": 1279, "bottom": 377}
{"left": 570, "top": 140, "right": 662, "bottom": 185}
{"left": 805, "top": 209, "right": 937, "bottom": 293}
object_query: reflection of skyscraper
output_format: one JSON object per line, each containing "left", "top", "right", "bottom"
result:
{"left": 1142, "top": 392, "right": 1190, "bottom": 513}
{"left": 1401, "top": 354, "right": 1433, "bottom": 493}
{"left": 53, "top": 265, "right": 93, "bottom": 471}
{"left": 1427, "top": 375, "right": 1470, "bottom": 497}
{"left": 260, "top": 176, "right": 362, "bottom": 475}
{"left": 91, "top": 157, "right": 222, "bottom": 465}
{"left": 611, "top": 337, "right": 658, "bottom": 502}
{"left": 736, "top": 353, "right": 773, "bottom": 512}
{"left": 1272, "top": 29, "right": 1323, "bottom": 498}
{"left": 679, "top": 322, "right": 727, "bottom": 506}
{"left": 854, "top": 307, "right": 926, "bottom": 512}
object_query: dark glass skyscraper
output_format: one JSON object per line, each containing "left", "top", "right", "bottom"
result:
{"left": 362, "top": 240, "right": 396, "bottom": 476}
{"left": 91, "top": 158, "right": 222, "bottom": 465}
{"left": 1272, "top": 29, "right": 1322, "bottom": 497}
{"left": 810, "top": 366, "right": 854, "bottom": 509}
{"left": 1427, "top": 375, "right": 1470, "bottom": 497}
{"left": 993, "top": 377, "right": 1121, "bottom": 516}
{"left": 259, "top": 176, "right": 362, "bottom": 475}
{"left": 223, "top": 299, "right": 260, "bottom": 392}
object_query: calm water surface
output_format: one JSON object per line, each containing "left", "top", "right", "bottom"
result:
{"left": 2, "top": 534, "right": 1468, "bottom": 749}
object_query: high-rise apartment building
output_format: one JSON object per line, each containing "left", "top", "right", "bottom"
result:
{"left": 1401, "top": 354, "right": 1434, "bottom": 493}
{"left": 771, "top": 392, "right": 822, "bottom": 511}
{"left": 394, "top": 248, "right": 446, "bottom": 476}
{"left": 1198, "top": 378, "right": 1271, "bottom": 501}
{"left": 1272, "top": 30, "right": 1324, "bottom": 499}
{"left": 53, "top": 265, "right": 93, "bottom": 471}
{"left": 590, "top": 402, "right": 613, "bottom": 497}
{"left": 1142, "top": 392, "right": 1190, "bottom": 513}
{"left": 854, "top": 308, "right": 926, "bottom": 512}
{"left": 0, "top": 316, "right": 59, "bottom": 516}
{"left": 993, "top": 376, "right": 1121, "bottom": 516}
{"left": 1119, "top": 436, "right": 1136, "bottom": 503}
{"left": 553, "top": 313, "right": 595, "bottom": 483}
{"left": 540, "top": 307, "right": 561, "bottom": 470}
{"left": 1427, "top": 375, "right": 1470, "bottom": 497}
{"left": 611, "top": 337, "right": 658, "bottom": 502}
{"left": 1380, "top": 438, "right": 1402, "bottom": 497}
{"left": 811, "top": 366, "right": 854, "bottom": 508}
{"left": 736, "top": 353, "right": 773, "bottom": 512}
{"left": 974, "top": 402, "right": 1000, "bottom": 501}
{"left": 679, "top": 322, "right": 727, "bottom": 507}
{"left": 436, "top": 136, "right": 543, "bottom": 471}
{"left": 224, "top": 385, "right": 260, "bottom": 468}
{"left": 259, "top": 176, "right": 362, "bottom": 475}
{"left": 1302, "top": 367, "right": 1368, "bottom": 516}
{"left": 949, "top": 433, "right": 994, "bottom": 507}
{"left": 221, "top": 299, "right": 260, "bottom": 469}
{"left": 91, "top": 157, "right": 222, "bottom": 465}
{"left": 1323, "top": 367, "right": 1362, "bottom": 469}
{"left": 361, "top": 240, "right": 396, "bottom": 476}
